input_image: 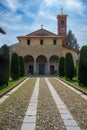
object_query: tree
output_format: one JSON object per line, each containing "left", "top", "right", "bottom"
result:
{"left": 19, "top": 56, "right": 25, "bottom": 77}
{"left": 78, "top": 46, "right": 87, "bottom": 86}
{"left": 65, "top": 52, "right": 74, "bottom": 80}
{"left": 11, "top": 53, "right": 20, "bottom": 80}
{"left": 0, "top": 44, "right": 9, "bottom": 85}
{"left": 59, "top": 57, "right": 65, "bottom": 77}
{"left": 67, "top": 29, "right": 79, "bottom": 50}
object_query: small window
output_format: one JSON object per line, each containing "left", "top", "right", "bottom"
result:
{"left": 27, "top": 40, "right": 30, "bottom": 45}
{"left": 40, "top": 40, "right": 43, "bottom": 45}
{"left": 53, "top": 40, "right": 56, "bottom": 45}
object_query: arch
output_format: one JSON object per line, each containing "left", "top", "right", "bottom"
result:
{"left": 24, "top": 55, "right": 34, "bottom": 75}
{"left": 36, "top": 55, "right": 47, "bottom": 75}
{"left": 49, "top": 55, "right": 59, "bottom": 75}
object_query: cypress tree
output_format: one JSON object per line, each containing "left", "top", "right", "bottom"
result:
{"left": 65, "top": 52, "right": 74, "bottom": 80}
{"left": 11, "top": 52, "right": 20, "bottom": 80}
{"left": 19, "top": 56, "right": 25, "bottom": 77}
{"left": 0, "top": 44, "right": 9, "bottom": 85}
{"left": 59, "top": 57, "right": 65, "bottom": 77}
{"left": 78, "top": 46, "right": 87, "bottom": 86}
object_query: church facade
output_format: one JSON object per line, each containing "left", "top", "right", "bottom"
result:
{"left": 10, "top": 13, "right": 78, "bottom": 75}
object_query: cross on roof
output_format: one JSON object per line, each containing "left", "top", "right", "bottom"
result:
{"left": 41, "top": 24, "right": 43, "bottom": 29}
{"left": 61, "top": 7, "right": 63, "bottom": 14}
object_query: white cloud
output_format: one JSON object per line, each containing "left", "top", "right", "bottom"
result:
{"left": 0, "top": 0, "right": 20, "bottom": 11}
{"left": 43, "top": 0, "right": 85, "bottom": 16}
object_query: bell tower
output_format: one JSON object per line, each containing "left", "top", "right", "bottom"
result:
{"left": 57, "top": 9, "right": 68, "bottom": 36}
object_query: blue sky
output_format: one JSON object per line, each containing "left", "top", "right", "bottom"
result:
{"left": 0, "top": 0, "right": 87, "bottom": 47}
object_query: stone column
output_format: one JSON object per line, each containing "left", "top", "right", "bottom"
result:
{"left": 47, "top": 59, "right": 50, "bottom": 75}
{"left": 34, "top": 60, "right": 36, "bottom": 75}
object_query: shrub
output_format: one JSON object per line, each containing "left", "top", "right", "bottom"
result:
{"left": 19, "top": 56, "right": 25, "bottom": 77}
{"left": 78, "top": 46, "right": 87, "bottom": 86}
{"left": 65, "top": 52, "right": 74, "bottom": 80}
{"left": 59, "top": 57, "right": 65, "bottom": 77}
{"left": 11, "top": 52, "right": 20, "bottom": 80}
{"left": 0, "top": 44, "right": 9, "bottom": 85}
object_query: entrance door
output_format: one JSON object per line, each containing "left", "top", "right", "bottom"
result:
{"left": 39, "top": 64, "right": 45, "bottom": 75}
{"left": 29, "top": 65, "right": 33, "bottom": 74}
{"left": 50, "top": 65, "right": 55, "bottom": 75}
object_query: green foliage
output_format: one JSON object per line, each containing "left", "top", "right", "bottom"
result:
{"left": 65, "top": 52, "right": 74, "bottom": 80}
{"left": 59, "top": 57, "right": 65, "bottom": 77}
{"left": 19, "top": 56, "right": 25, "bottom": 77}
{"left": 78, "top": 46, "right": 87, "bottom": 86}
{"left": 67, "top": 29, "right": 79, "bottom": 50}
{"left": 0, "top": 44, "right": 9, "bottom": 85}
{"left": 11, "top": 52, "right": 20, "bottom": 80}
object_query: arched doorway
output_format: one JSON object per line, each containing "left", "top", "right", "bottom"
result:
{"left": 49, "top": 55, "right": 59, "bottom": 75}
{"left": 24, "top": 55, "right": 34, "bottom": 74}
{"left": 36, "top": 55, "right": 47, "bottom": 75}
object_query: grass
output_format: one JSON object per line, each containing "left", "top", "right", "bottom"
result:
{"left": 59, "top": 77, "right": 87, "bottom": 93}
{"left": 0, "top": 77, "right": 26, "bottom": 96}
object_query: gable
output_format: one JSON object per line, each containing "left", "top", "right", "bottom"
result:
{"left": 26, "top": 28, "right": 57, "bottom": 37}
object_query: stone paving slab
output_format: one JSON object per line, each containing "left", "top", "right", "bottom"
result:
{"left": 26, "top": 111, "right": 37, "bottom": 116}
{"left": 21, "top": 123, "right": 36, "bottom": 130}
{"left": 57, "top": 104, "right": 67, "bottom": 109}
{"left": 63, "top": 119, "right": 78, "bottom": 126}
{"left": 45, "top": 78, "right": 81, "bottom": 130}
{"left": 59, "top": 109, "right": 70, "bottom": 114}
{"left": 67, "top": 126, "right": 81, "bottom": 130}
{"left": 61, "top": 113, "right": 74, "bottom": 120}
{"left": 23, "top": 116, "right": 36, "bottom": 123}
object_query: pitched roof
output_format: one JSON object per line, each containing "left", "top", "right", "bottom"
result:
{"left": 26, "top": 28, "right": 57, "bottom": 37}
{"left": 0, "top": 27, "right": 6, "bottom": 34}
{"left": 17, "top": 28, "right": 66, "bottom": 41}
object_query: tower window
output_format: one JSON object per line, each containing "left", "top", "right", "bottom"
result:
{"left": 53, "top": 40, "right": 56, "bottom": 45}
{"left": 61, "top": 20, "right": 64, "bottom": 25}
{"left": 40, "top": 40, "right": 43, "bottom": 45}
{"left": 27, "top": 40, "right": 30, "bottom": 45}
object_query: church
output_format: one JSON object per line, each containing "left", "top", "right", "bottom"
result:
{"left": 10, "top": 12, "right": 78, "bottom": 75}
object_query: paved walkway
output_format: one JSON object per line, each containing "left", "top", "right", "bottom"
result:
{"left": 0, "top": 77, "right": 87, "bottom": 129}
{"left": 21, "top": 78, "right": 40, "bottom": 130}
{"left": 45, "top": 78, "right": 81, "bottom": 130}
{"left": 20, "top": 77, "right": 82, "bottom": 130}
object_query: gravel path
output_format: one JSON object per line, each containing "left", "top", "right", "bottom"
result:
{"left": 36, "top": 78, "right": 66, "bottom": 130}
{"left": 0, "top": 78, "right": 36, "bottom": 130}
{"left": 49, "top": 77, "right": 87, "bottom": 130}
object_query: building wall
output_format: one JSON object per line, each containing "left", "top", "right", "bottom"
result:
{"left": 62, "top": 46, "right": 78, "bottom": 64}
{"left": 10, "top": 37, "right": 63, "bottom": 59}
{"left": 10, "top": 37, "right": 63, "bottom": 74}
{"left": 10, "top": 37, "right": 78, "bottom": 74}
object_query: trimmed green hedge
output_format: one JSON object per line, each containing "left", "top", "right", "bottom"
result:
{"left": 11, "top": 53, "right": 20, "bottom": 80}
{"left": 78, "top": 45, "right": 87, "bottom": 86}
{"left": 0, "top": 45, "right": 9, "bottom": 85}
{"left": 65, "top": 52, "right": 74, "bottom": 80}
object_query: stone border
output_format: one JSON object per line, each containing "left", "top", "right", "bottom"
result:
{"left": 56, "top": 78, "right": 87, "bottom": 100}
{"left": 0, "top": 78, "right": 30, "bottom": 104}
{"left": 58, "top": 77, "right": 87, "bottom": 95}
{"left": 0, "top": 78, "right": 27, "bottom": 98}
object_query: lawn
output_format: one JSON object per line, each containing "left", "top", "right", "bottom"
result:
{"left": 59, "top": 77, "right": 87, "bottom": 93}
{"left": 0, "top": 77, "right": 26, "bottom": 96}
